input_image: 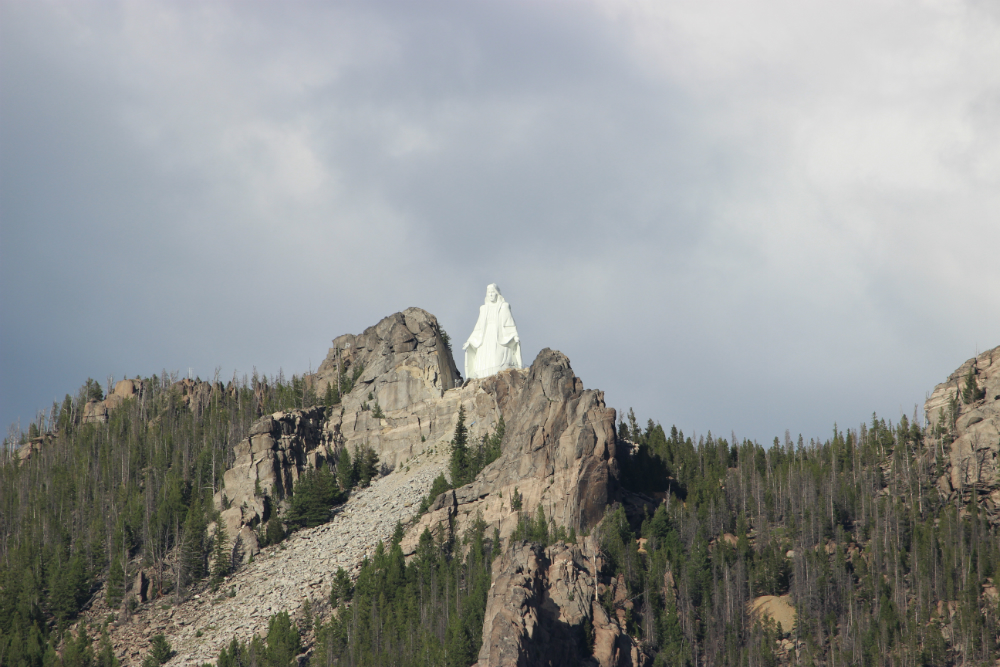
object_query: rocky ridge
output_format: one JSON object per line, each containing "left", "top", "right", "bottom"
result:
{"left": 63, "top": 320, "right": 1000, "bottom": 667}
{"left": 404, "top": 348, "right": 620, "bottom": 555}
{"left": 924, "top": 345, "right": 1000, "bottom": 520}
{"left": 214, "top": 405, "right": 328, "bottom": 553}
{"left": 87, "top": 308, "right": 634, "bottom": 667}
{"left": 216, "top": 309, "right": 503, "bottom": 540}
{"left": 81, "top": 377, "right": 227, "bottom": 425}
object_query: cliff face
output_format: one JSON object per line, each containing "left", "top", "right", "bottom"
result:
{"left": 313, "top": 308, "right": 464, "bottom": 470}
{"left": 400, "top": 347, "right": 628, "bottom": 666}
{"left": 924, "top": 345, "right": 1000, "bottom": 517}
{"left": 214, "top": 308, "right": 485, "bottom": 541}
{"left": 313, "top": 307, "right": 507, "bottom": 477}
{"left": 404, "top": 348, "right": 620, "bottom": 554}
{"left": 214, "top": 406, "right": 329, "bottom": 562}
{"left": 475, "top": 539, "right": 647, "bottom": 667}
{"left": 312, "top": 307, "right": 461, "bottom": 402}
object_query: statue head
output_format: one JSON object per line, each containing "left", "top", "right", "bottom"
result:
{"left": 486, "top": 283, "right": 501, "bottom": 304}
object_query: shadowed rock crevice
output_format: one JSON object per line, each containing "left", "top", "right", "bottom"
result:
{"left": 214, "top": 405, "right": 329, "bottom": 558}
{"left": 475, "top": 539, "right": 647, "bottom": 667}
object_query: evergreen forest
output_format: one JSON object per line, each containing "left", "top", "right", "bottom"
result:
{"left": 607, "top": 411, "right": 1000, "bottom": 666}
{"left": 0, "top": 368, "right": 349, "bottom": 667}
{"left": 2, "top": 368, "right": 999, "bottom": 666}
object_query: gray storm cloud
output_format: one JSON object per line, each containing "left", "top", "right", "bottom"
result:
{"left": 2, "top": 0, "right": 998, "bottom": 444}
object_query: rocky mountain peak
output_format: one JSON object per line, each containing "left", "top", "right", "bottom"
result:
{"left": 76, "top": 308, "right": 628, "bottom": 666}
{"left": 214, "top": 308, "right": 465, "bottom": 550}
{"left": 310, "top": 307, "right": 461, "bottom": 411}
{"left": 403, "top": 346, "right": 620, "bottom": 553}
{"left": 924, "top": 345, "right": 1000, "bottom": 513}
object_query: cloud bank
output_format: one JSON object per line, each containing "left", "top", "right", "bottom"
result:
{"left": 2, "top": 0, "right": 998, "bottom": 444}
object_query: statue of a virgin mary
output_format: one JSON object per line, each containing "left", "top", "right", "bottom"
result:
{"left": 462, "top": 284, "right": 522, "bottom": 379}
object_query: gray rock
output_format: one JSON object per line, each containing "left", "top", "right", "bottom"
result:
{"left": 91, "top": 310, "right": 634, "bottom": 667}
{"left": 134, "top": 570, "right": 149, "bottom": 603}
{"left": 924, "top": 345, "right": 1000, "bottom": 504}
{"left": 477, "top": 538, "right": 646, "bottom": 667}
{"left": 214, "top": 405, "right": 327, "bottom": 532}
{"left": 403, "top": 348, "right": 620, "bottom": 554}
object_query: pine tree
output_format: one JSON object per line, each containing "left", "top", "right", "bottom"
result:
{"left": 323, "top": 382, "right": 338, "bottom": 407}
{"left": 181, "top": 499, "right": 208, "bottom": 585}
{"left": 265, "top": 513, "right": 286, "bottom": 546}
{"left": 288, "top": 466, "right": 341, "bottom": 528}
{"left": 96, "top": 628, "right": 118, "bottom": 667}
{"left": 337, "top": 447, "right": 354, "bottom": 492}
{"left": 487, "top": 416, "right": 504, "bottom": 463}
{"left": 531, "top": 504, "right": 549, "bottom": 544}
{"left": 264, "top": 611, "right": 301, "bottom": 667}
{"left": 106, "top": 552, "right": 125, "bottom": 608}
{"left": 62, "top": 625, "right": 95, "bottom": 667}
{"left": 449, "top": 406, "right": 470, "bottom": 486}
{"left": 330, "top": 567, "right": 352, "bottom": 605}
{"left": 962, "top": 367, "right": 985, "bottom": 403}
{"left": 85, "top": 377, "right": 104, "bottom": 401}
{"left": 49, "top": 553, "right": 90, "bottom": 621}
{"left": 363, "top": 445, "right": 379, "bottom": 484}
{"left": 148, "top": 634, "right": 172, "bottom": 665}
{"left": 627, "top": 408, "right": 641, "bottom": 443}
{"left": 352, "top": 444, "right": 379, "bottom": 488}
{"left": 211, "top": 523, "right": 231, "bottom": 584}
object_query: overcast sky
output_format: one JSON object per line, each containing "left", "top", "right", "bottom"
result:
{"left": 2, "top": 0, "right": 998, "bottom": 446}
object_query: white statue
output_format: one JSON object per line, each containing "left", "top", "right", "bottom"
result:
{"left": 463, "top": 283, "right": 522, "bottom": 379}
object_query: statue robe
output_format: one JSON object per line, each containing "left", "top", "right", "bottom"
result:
{"left": 464, "top": 300, "right": 522, "bottom": 379}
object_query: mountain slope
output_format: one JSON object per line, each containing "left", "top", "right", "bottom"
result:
{"left": 2, "top": 319, "right": 998, "bottom": 667}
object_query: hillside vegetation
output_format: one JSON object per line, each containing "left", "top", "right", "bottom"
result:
{"left": 0, "top": 371, "right": 332, "bottom": 666}
{"left": 2, "top": 350, "right": 999, "bottom": 667}
{"left": 203, "top": 407, "right": 1000, "bottom": 667}
{"left": 612, "top": 412, "right": 999, "bottom": 665}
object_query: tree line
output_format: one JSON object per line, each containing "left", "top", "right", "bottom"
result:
{"left": 611, "top": 410, "right": 999, "bottom": 666}
{"left": 218, "top": 519, "right": 494, "bottom": 667}
{"left": 4, "top": 366, "right": 998, "bottom": 667}
{"left": 0, "top": 365, "right": 357, "bottom": 667}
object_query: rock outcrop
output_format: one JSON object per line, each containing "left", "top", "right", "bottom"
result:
{"left": 214, "top": 406, "right": 328, "bottom": 536}
{"left": 311, "top": 308, "right": 461, "bottom": 401}
{"left": 404, "top": 348, "right": 620, "bottom": 552}
{"left": 217, "top": 310, "right": 620, "bottom": 560}
{"left": 313, "top": 308, "right": 468, "bottom": 471}
{"left": 104, "top": 379, "right": 146, "bottom": 410}
{"left": 215, "top": 308, "right": 501, "bottom": 538}
{"left": 81, "top": 398, "right": 110, "bottom": 424}
{"left": 210, "top": 311, "right": 628, "bottom": 665}
{"left": 170, "top": 377, "right": 224, "bottom": 416}
{"left": 749, "top": 595, "right": 796, "bottom": 634}
{"left": 475, "top": 538, "right": 647, "bottom": 667}
{"left": 924, "top": 345, "right": 1000, "bottom": 520}
{"left": 15, "top": 435, "right": 50, "bottom": 465}
{"left": 81, "top": 376, "right": 223, "bottom": 424}
{"left": 82, "top": 378, "right": 146, "bottom": 424}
